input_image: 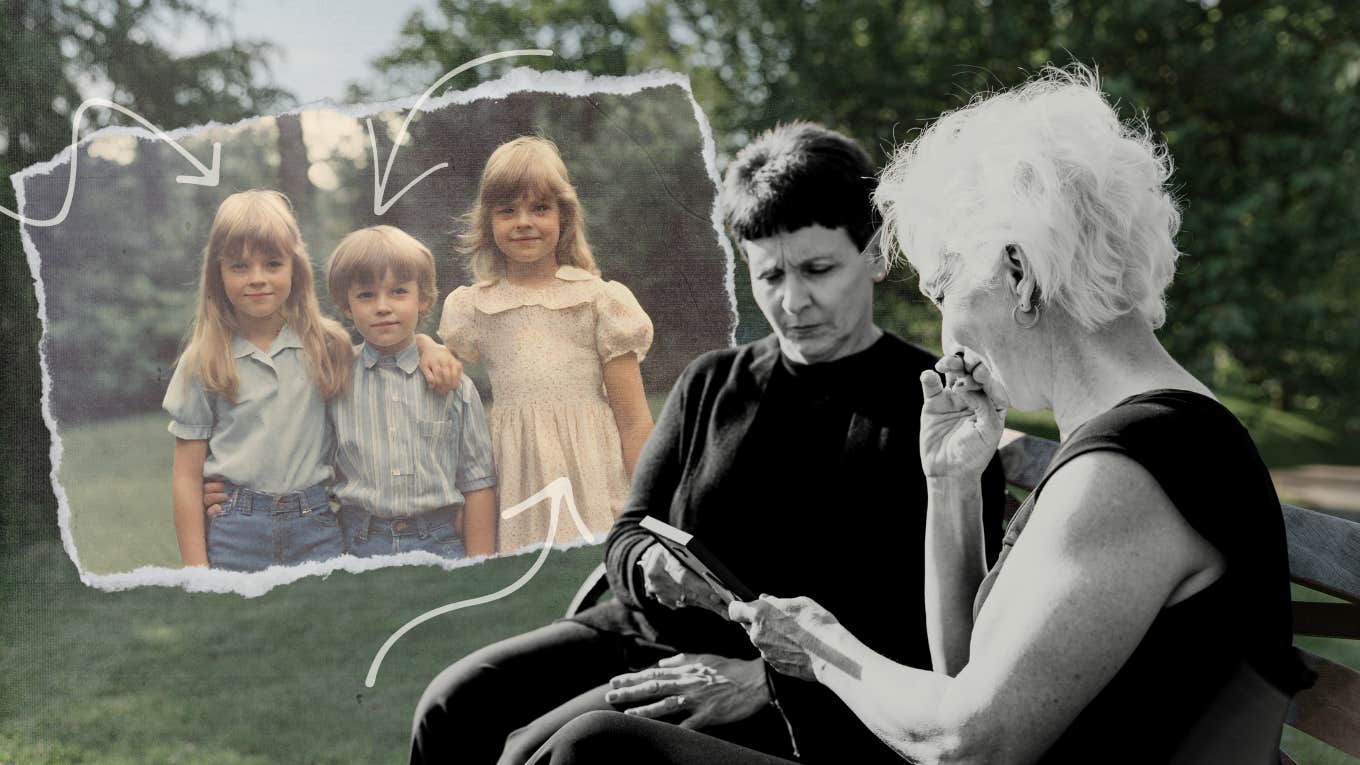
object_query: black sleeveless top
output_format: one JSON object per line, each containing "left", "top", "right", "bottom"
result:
{"left": 973, "top": 390, "right": 1310, "bottom": 763}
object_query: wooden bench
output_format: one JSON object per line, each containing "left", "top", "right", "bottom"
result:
{"left": 565, "top": 428, "right": 1360, "bottom": 760}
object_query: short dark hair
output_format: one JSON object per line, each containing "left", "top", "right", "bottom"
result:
{"left": 721, "top": 122, "right": 878, "bottom": 251}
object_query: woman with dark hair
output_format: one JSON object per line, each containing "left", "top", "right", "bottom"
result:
{"left": 529, "top": 67, "right": 1309, "bottom": 765}
{"left": 410, "top": 122, "right": 1006, "bottom": 765}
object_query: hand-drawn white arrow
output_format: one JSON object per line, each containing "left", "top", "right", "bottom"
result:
{"left": 2, "top": 97, "right": 221, "bottom": 228}
{"left": 364, "top": 475, "right": 593, "bottom": 687}
{"left": 366, "top": 48, "right": 554, "bottom": 216}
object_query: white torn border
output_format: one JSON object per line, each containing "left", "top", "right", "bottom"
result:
{"left": 14, "top": 65, "right": 738, "bottom": 597}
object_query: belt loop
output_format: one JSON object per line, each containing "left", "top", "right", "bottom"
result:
{"left": 231, "top": 487, "right": 248, "bottom": 516}
{"left": 416, "top": 513, "right": 431, "bottom": 540}
{"left": 356, "top": 511, "right": 372, "bottom": 543}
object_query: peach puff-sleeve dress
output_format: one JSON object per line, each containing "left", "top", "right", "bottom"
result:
{"left": 438, "top": 265, "right": 653, "bottom": 552}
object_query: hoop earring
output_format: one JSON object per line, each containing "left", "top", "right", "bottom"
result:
{"left": 1013, "top": 302, "right": 1040, "bottom": 329}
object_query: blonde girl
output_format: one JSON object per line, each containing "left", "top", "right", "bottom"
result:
{"left": 163, "top": 190, "right": 351, "bottom": 571}
{"left": 439, "top": 136, "right": 654, "bottom": 552}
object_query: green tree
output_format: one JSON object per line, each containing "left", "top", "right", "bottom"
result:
{"left": 351, "top": 0, "right": 634, "bottom": 101}
{"left": 371, "top": 0, "right": 1360, "bottom": 429}
{"left": 0, "top": 0, "right": 293, "bottom": 545}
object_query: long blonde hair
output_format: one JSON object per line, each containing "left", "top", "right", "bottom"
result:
{"left": 458, "top": 136, "right": 598, "bottom": 282}
{"left": 179, "top": 189, "right": 352, "bottom": 403}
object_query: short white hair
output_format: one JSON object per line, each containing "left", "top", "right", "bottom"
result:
{"left": 876, "top": 65, "right": 1182, "bottom": 330}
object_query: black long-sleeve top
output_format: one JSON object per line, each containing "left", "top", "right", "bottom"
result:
{"left": 574, "top": 332, "right": 1007, "bottom": 764}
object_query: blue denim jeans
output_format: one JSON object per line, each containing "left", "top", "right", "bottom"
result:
{"left": 338, "top": 506, "right": 467, "bottom": 559}
{"left": 207, "top": 483, "right": 343, "bottom": 572}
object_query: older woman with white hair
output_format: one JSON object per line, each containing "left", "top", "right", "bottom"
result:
{"left": 527, "top": 66, "right": 1310, "bottom": 765}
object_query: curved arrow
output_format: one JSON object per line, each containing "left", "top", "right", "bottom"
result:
{"left": 367, "top": 48, "right": 554, "bottom": 216}
{"left": 3, "top": 97, "right": 221, "bottom": 228}
{"left": 364, "top": 475, "right": 592, "bottom": 687}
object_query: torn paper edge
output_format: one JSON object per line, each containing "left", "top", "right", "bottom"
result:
{"left": 15, "top": 66, "right": 737, "bottom": 597}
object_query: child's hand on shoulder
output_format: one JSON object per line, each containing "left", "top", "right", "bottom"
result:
{"left": 414, "top": 334, "right": 462, "bottom": 393}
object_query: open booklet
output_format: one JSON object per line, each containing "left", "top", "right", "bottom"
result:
{"left": 640, "top": 515, "right": 757, "bottom": 604}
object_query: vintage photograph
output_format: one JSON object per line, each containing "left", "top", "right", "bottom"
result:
{"left": 20, "top": 73, "right": 731, "bottom": 576}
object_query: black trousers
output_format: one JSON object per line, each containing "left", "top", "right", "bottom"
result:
{"left": 527, "top": 710, "right": 801, "bottom": 765}
{"left": 410, "top": 620, "right": 796, "bottom": 765}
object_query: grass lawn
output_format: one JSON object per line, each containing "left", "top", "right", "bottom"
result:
{"left": 5, "top": 407, "right": 1355, "bottom": 763}
{"left": 57, "top": 411, "right": 182, "bottom": 573}
{"left": 1, "top": 539, "right": 603, "bottom": 764}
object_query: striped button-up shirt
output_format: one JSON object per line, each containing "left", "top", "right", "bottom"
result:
{"left": 329, "top": 342, "right": 496, "bottom": 518}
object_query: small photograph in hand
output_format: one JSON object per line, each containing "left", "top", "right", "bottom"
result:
{"left": 639, "top": 516, "right": 756, "bottom": 604}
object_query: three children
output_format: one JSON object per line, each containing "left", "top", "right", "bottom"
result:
{"left": 166, "top": 135, "right": 653, "bottom": 569}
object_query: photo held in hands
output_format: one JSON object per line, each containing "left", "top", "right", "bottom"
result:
{"left": 639, "top": 515, "right": 756, "bottom": 604}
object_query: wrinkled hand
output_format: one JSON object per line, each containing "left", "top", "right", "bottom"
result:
{"left": 415, "top": 335, "right": 462, "bottom": 393}
{"left": 639, "top": 542, "right": 726, "bottom": 615}
{"left": 605, "top": 654, "right": 769, "bottom": 729}
{"left": 202, "top": 479, "right": 228, "bottom": 518}
{"left": 729, "top": 595, "right": 857, "bottom": 682}
{"left": 920, "top": 349, "right": 1005, "bottom": 479}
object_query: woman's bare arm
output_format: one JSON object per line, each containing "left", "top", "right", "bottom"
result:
{"left": 742, "top": 451, "right": 1220, "bottom": 764}
{"left": 924, "top": 475, "right": 989, "bottom": 675}
{"left": 918, "top": 363, "right": 1005, "bottom": 675}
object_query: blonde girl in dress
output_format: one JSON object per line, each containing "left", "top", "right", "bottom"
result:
{"left": 440, "top": 136, "right": 654, "bottom": 552}
{"left": 165, "top": 190, "right": 353, "bottom": 571}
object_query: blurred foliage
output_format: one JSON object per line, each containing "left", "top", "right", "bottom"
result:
{"left": 374, "top": 0, "right": 1360, "bottom": 434}
{"left": 0, "top": 0, "right": 294, "bottom": 544}
{"left": 24, "top": 86, "right": 729, "bottom": 424}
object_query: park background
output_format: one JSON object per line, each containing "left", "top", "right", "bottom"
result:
{"left": 2, "top": 0, "right": 1357, "bottom": 762}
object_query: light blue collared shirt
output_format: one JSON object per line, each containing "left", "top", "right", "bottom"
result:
{"left": 329, "top": 342, "right": 497, "bottom": 518}
{"left": 163, "top": 326, "right": 333, "bottom": 494}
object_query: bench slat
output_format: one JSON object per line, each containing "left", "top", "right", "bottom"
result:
{"left": 1293, "top": 602, "right": 1360, "bottom": 640}
{"left": 1286, "top": 649, "right": 1360, "bottom": 758}
{"left": 1283, "top": 503, "right": 1360, "bottom": 604}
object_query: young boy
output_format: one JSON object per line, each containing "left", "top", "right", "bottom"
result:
{"left": 325, "top": 225, "right": 497, "bottom": 558}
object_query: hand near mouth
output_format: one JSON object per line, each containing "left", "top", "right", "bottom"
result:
{"left": 918, "top": 352, "right": 1006, "bottom": 479}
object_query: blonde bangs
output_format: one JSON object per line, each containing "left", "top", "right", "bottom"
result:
{"left": 481, "top": 144, "right": 571, "bottom": 208}
{"left": 182, "top": 189, "right": 353, "bottom": 404}
{"left": 208, "top": 190, "right": 304, "bottom": 265}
